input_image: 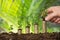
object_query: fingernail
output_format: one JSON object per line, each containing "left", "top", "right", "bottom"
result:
{"left": 45, "top": 17, "right": 49, "bottom": 21}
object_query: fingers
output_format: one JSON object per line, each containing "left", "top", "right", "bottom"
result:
{"left": 50, "top": 18, "right": 57, "bottom": 22}
{"left": 55, "top": 18, "right": 60, "bottom": 24}
{"left": 45, "top": 13, "right": 56, "bottom": 21}
{"left": 54, "top": 18, "right": 60, "bottom": 23}
{"left": 57, "top": 21, "right": 60, "bottom": 24}
{"left": 49, "top": 18, "right": 60, "bottom": 24}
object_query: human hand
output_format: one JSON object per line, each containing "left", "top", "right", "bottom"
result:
{"left": 45, "top": 6, "right": 60, "bottom": 23}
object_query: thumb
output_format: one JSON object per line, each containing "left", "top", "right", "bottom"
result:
{"left": 45, "top": 13, "right": 56, "bottom": 21}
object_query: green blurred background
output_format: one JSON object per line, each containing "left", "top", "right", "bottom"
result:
{"left": 0, "top": 0, "right": 60, "bottom": 33}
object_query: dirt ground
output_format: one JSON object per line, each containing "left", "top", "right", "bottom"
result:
{"left": 0, "top": 32, "right": 60, "bottom": 40}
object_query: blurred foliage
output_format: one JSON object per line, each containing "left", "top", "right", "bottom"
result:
{"left": 0, "top": 0, "right": 60, "bottom": 33}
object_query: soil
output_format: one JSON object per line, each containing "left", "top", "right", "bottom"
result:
{"left": 0, "top": 32, "right": 60, "bottom": 40}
